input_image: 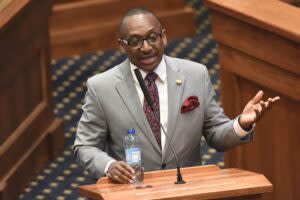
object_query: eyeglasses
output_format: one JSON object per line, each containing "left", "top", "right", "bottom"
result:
{"left": 122, "top": 31, "right": 163, "bottom": 49}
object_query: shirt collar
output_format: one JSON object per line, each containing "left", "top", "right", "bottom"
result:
{"left": 130, "top": 56, "right": 167, "bottom": 84}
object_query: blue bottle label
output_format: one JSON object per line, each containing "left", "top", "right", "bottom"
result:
{"left": 125, "top": 148, "right": 141, "bottom": 165}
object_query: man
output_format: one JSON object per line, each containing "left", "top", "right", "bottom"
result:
{"left": 73, "top": 8, "right": 280, "bottom": 184}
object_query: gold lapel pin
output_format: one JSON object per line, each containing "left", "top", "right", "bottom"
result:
{"left": 176, "top": 79, "right": 182, "bottom": 85}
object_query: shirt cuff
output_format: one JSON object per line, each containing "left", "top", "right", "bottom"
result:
{"left": 104, "top": 160, "right": 116, "bottom": 174}
{"left": 233, "top": 118, "right": 255, "bottom": 138}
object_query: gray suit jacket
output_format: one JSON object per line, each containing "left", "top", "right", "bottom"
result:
{"left": 73, "top": 55, "right": 252, "bottom": 179}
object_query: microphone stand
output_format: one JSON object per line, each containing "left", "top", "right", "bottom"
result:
{"left": 134, "top": 69, "right": 186, "bottom": 184}
{"left": 156, "top": 114, "right": 186, "bottom": 184}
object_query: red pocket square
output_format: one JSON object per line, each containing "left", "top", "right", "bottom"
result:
{"left": 181, "top": 96, "right": 200, "bottom": 113}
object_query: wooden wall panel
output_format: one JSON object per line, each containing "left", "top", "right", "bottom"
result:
{"left": 26, "top": 54, "right": 43, "bottom": 114}
{"left": 225, "top": 78, "right": 299, "bottom": 200}
{"left": 0, "top": 93, "right": 11, "bottom": 145}
{"left": 50, "top": 0, "right": 196, "bottom": 58}
{"left": 205, "top": 0, "right": 300, "bottom": 199}
{"left": 0, "top": 0, "right": 64, "bottom": 199}
{"left": 51, "top": 0, "right": 186, "bottom": 30}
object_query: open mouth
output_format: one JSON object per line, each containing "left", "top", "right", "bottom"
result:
{"left": 140, "top": 56, "right": 156, "bottom": 65}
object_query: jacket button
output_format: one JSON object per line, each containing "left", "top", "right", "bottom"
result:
{"left": 161, "top": 163, "right": 166, "bottom": 169}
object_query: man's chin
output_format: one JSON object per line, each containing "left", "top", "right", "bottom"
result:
{"left": 138, "top": 63, "right": 158, "bottom": 72}
{"left": 138, "top": 58, "right": 160, "bottom": 71}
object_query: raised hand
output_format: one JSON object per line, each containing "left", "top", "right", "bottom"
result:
{"left": 239, "top": 90, "right": 280, "bottom": 130}
{"left": 106, "top": 161, "right": 135, "bottom": 183}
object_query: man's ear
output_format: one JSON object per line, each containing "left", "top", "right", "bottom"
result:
{"left": 118, "top": 39, "right": 126, "bottom": 54}
{"left": 162, "top": 29, "right": 168, "bottom": 47}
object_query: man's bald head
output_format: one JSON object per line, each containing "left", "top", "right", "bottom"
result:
{"left": 119, "top": 8, "right": 162, "bottom": 38}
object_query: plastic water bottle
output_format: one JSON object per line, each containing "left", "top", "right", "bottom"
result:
{"left": 124, "top": 128, "right": 143, "bottom": 183}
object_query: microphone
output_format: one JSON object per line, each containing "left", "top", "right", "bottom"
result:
{"left": 134, "top": 68, "right": 186, "bottom": 184}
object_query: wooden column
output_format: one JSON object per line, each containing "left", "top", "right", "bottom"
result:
{"left": 205, "top": 0, "right": 300, "bottom": 200}
{"left": 0, "top": 0, "right": 64, "bottom": 199}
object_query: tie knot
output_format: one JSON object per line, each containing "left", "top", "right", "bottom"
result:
{"left": 145, "top": 72, "right": 158, "bottom": 83}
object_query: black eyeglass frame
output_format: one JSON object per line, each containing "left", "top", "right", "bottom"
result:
{"left": 122, "top": 29, "right": 165, "bottom": 49}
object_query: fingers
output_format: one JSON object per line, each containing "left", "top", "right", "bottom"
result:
{"left": 260, "top": 100, "right": 268, "bottom": 113}
{"left": 107, "top": 161, "right": 135, "bottom": 184}
{"left": 107, "top": 171, "right": 127, "bottom": 184}
{"left": 254, "top": 96, "right": 280, "bottom": 123}
{"left": 271, "top": 96, "right": 280, "bottom": 102}
{"left": 117, "top": 162, "right": 135, "bottom": 181}
{"left": 250, "top": 90, "right": 264, "bottom": 104}
{"left": 120, "top": 161, "right": 135, "bottom": 174}
{"left": 259, "top": 96, "right": 280, "bottom": 111}
{"left": 249, "top": 90, "right": 280, "bottom": 107}
{"left": 254, "top": 106, "right": 261, "bottom": 121}
{"left": 251, "top": 102, "right": 265, "bottom": 123}
{"left": 241, "top": 94, "right": 280, "bottom": 125}
{"left": 256, "top": 101, "right": 270, "bottom": 118}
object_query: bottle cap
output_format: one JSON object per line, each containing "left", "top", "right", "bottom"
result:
{"left": 127, "top": 128, "right": 135, "bottom": 134}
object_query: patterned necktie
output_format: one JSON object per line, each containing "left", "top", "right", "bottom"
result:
{"left": 143, "top": 72, "right": 161, "bottom": 148}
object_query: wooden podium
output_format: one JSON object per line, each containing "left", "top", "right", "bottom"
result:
{"left": 204, "top": 0, "right": 300, "bottom": 199}
{"left": 79, "top": 165, "right": 272, "bottom": 200}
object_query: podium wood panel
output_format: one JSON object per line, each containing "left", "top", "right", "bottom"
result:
{"left": 79, "top": 165, "right": 272, "bottom": 200}
{"left": 0, "top": 0, "right": 64, "bottom": 199}
{"left": 204, "top": 0, "right": 300, "bottom": 199}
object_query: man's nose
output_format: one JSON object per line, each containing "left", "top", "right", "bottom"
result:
{"left": 140, "top": 39, "right": 152, "bottom": 52}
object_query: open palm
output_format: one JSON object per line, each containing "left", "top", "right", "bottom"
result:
{"left": 239, "top": 91, "right": 280, "bottom": 129}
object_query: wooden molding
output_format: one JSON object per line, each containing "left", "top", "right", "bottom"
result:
{"left": 219, "top": 44, "right": 300, "bottom": 101}
{"left": 210, "top": 11, "right": 300, "bottom": 76}
{"left": 205, "top": 0, "right": 300, "bottom": 43}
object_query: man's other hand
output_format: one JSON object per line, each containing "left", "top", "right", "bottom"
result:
{"left": 106, "top": 161, "right": 135, "bottom": 183}
{"left": 239, "top": 90, "right": 280, "bottom": 130}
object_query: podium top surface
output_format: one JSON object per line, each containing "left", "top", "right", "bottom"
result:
{"left": 79, "top": 165, "right": 273, "bottom": 200}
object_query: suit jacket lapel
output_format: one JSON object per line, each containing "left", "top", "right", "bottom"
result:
{"left": 115, "top": 60, "right": 162, "bottom": 154}
{"left": 163, "top": 56, "right": 185, "bottom": 161}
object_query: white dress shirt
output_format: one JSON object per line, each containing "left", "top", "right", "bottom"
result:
{"left": 131, "top": 57, "right": 168, "bottom": 154}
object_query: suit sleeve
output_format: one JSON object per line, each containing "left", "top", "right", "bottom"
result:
{"left": 202, "top": 68, "right": 252, "bottom": 152}
{"left": 73, "top": 80, "right": 115, "bottom": 179}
